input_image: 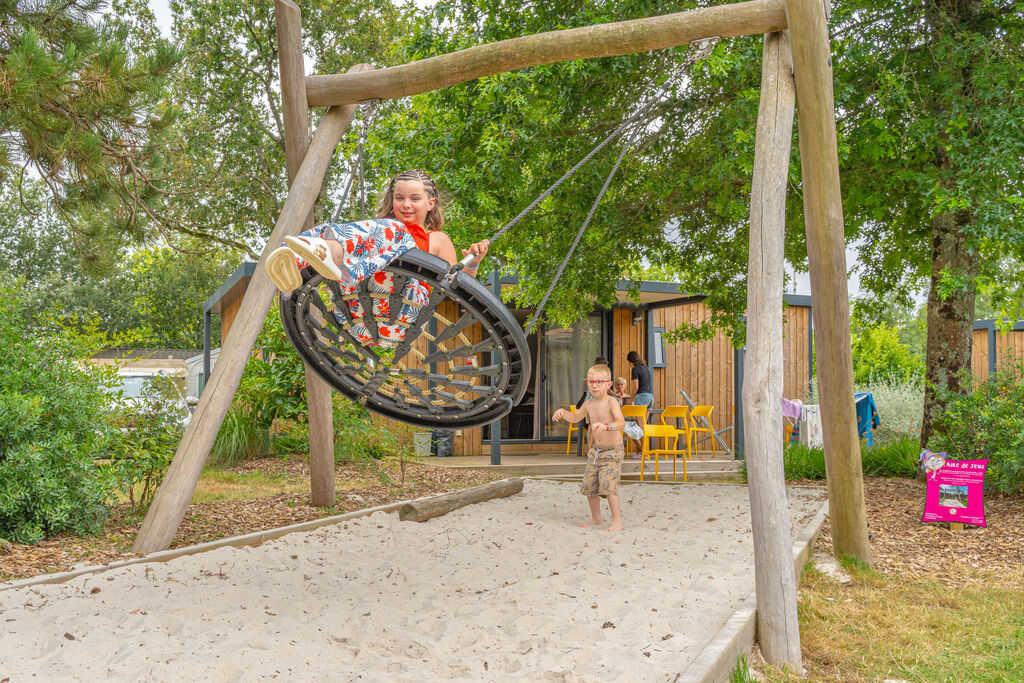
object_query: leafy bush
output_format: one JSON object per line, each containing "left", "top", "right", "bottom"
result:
{"left": 334, "top": 398, "right": 411, "bottom": 461}
{"left": 781, "top": 442, "right": 828, "bottom": 480}
{"left": 810, "top": 376, "right": 924, "bottom": 446}
{"left": 861, "top": 437, "right": 920, "bottom": 477}
{"left": 238, "top": 314, "right": 307, "bottom": 428}
{"left": 850, "top": 323, "right": 924, "bottom": 386}
{"left": 929, "top": 362, "right": 1024, "bottom": 495}
{"left": 104, "top": 379, "right": 185, "bottom": 510}
{"left": 856, "top": 377, "right": 924, "bottom": 446}
{"left": 0, "top": 278, "right": 120, "bottom": 543}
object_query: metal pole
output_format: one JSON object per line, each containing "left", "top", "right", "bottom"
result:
{"left": 202, "top": 311, "right": 212, "bottom": 394}
{"left": 734, "top": 345, "right": 745, "bottom": 458}
{"left": 490, "top": 271, "right": 503, "bottom": 465}
{"left": 988, "top": 322, "right": 997, "bottom": 377}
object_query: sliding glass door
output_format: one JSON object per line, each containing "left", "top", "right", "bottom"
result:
{"left": 543, "top": 314, "right": 604, "bottom": 439}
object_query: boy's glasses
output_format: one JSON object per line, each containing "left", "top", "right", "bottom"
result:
{"left": 586, "top": 379, "right": 611, "bottom": 385}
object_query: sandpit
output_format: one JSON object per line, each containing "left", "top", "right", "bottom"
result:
{"left": 0, "top": 480, "right": 826, "bottom": 681}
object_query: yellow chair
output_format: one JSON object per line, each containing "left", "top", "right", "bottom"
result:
{"left": 620, "top": 404, "right": 648, "bottom": 458}
{"left": 565, "top": 405, "right": 580, "bottom": 455}
{"left": 659, "top": 405, "right": 692, "bottom": 461}
{"left": 688, "top": 405, "right": 718, "bottom": 458}
{"left": 640, "top": 423, "right": 688, "bottom": 482}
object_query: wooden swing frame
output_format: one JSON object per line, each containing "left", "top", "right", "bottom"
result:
{"left": 133, "top": 0, "right": 870, "bottom": 668}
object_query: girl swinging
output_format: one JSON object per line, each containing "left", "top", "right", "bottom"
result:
{"left": 266, "top": 169, "right": 489, "bottom": 347}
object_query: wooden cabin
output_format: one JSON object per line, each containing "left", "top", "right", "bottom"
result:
{"left": 205, "top": 264, "right": 815, "bottom": 458}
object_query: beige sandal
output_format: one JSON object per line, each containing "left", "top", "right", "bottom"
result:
{"left": 284, "top": 235, "right": 348, "bottom": 282}
{"left": 266, "top": 246, "right": 301, "bottom": 293}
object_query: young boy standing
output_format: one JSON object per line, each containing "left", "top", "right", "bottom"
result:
{"left": 552, "top": 364, "right": 627, "bottom": 531}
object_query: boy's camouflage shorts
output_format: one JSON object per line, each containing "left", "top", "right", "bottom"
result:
{"left": 580, "top": 445, "right": 625, "bottom": 498}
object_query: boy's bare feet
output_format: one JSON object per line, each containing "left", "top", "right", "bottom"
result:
{"left": 578, "top": 519, "right": 602, "bottom": 528}
{"left": 606, "top": 520, "right": 625, "bottom": 532}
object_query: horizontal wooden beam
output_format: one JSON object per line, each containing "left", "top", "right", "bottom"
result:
{"left": 305, "top": 0, "right": 787, "bottom": 106}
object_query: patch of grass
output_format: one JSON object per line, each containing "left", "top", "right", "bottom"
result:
{"left": 209, "top": 403, "right": 271, "bottom": 468}
{"left": 861, "top": 437, "right": 920, "bottom": 477}
{"left": 795, "top": 564, "right": 1024, "bottom": 681}
{"left": 191, "top": 469, "right": 371, "bottom": 503}
{"left": 729, "top": 652, "right": 754, "bottom": 682}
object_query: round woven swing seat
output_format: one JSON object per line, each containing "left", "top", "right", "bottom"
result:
{"left": 280, "top": 249, "right": 531, "bottom": 429}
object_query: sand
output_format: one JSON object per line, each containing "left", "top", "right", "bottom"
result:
{"left": 0, "top": 480, "right": 826, "bottom": 681}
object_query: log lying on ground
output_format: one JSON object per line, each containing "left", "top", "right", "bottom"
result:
{"left": 399, "top": 478, "right": 524, "bottom": 522}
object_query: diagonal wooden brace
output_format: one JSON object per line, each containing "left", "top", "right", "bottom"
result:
{"left": 132, "top": 68, "right": 372, "bottom": 554}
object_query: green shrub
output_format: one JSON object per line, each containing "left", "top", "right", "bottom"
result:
{"left": 334, "top": 398, "right": 405, "bottom": 461}
{"left": 850, "top": 323, "right": 924, "bottom": 386}
{"left": 929, "top": 362, "right": 1024, "bottom": 495}
{"left": 861, "top": 437, "right": 920, "bottom": 477}
{"left": 238, "top": 314, "right": 307, "bottom": 429}
{"left": 781, "top": 442, "right": 829, "bottom": 480}
{"left": 209, "top": 403, "right": 271, "bottom": 467}
{"left": 0, "top": 277, "right": 121, "bottom": 543}
{"left": 810, "top": 376, "right": 924, "bottom": 447}
{"left": 104, "top": 379, "right": 184, "bottom": 510}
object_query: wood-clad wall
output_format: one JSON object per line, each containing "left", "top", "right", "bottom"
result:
{"left": 971, "top": 329, "right": 990, "bottom": 382}
{"left": 971, "top": 328, "right": 1024, "bottom": 383}
{"left": 611, "top": 308, "right": 646, "bottom": 384}
{"left": 649, "top": 303, "right": 736, "bottom": 451}
{"left": 220, "top": 296, "right": 244, "bottom": 347}
{"left": 781, "top": 305, "right": 812, "bottom": 402}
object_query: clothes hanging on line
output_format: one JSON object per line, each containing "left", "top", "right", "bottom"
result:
{"left": 854, "top": 392, "right": 881, "bottom": 449}
{"left": 801, "top": 405, "right": 824, "bottom": 449}
{"left": 781, "top": 397, "right": 804, "bottom": 420}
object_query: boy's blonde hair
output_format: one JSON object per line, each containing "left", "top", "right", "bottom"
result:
{"left": 375, "top": 169, "right": 445, "bottom": 231}
{"left": 615, "top": 376, "right": 627, "bottom": 386}
{"left": 587, "top": 364, "right": 612, "bottom": 380}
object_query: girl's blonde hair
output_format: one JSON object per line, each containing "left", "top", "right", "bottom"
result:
{"left": 375, "top": 169, "right": 445, "bottom": 232}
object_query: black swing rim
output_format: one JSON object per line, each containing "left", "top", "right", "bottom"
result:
{"left": 280, "top": 249, "right": 531, "bottom": 430}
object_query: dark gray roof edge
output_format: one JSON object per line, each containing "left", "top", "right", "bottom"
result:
{"left": 205, "top": 261, "right": 258, "bottom": 312}
{"left": 497, "top": 273, "right": 812, "bottom": 308}
{"left": 973, "top": 319, "right": 1024, "bottom": 331}
{"left": 92, "top": 348, "right": 202, "bottom": 359}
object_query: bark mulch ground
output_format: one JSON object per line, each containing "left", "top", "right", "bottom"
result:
{"left": 0, "top": 459, "right": 504, "bottom": 584}
{"left": 814, "top": 476, "right": 1024, "bottom": 585}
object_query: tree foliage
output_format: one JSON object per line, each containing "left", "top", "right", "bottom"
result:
{"left": 162, "top": 0, "right": 404, "bottom": 257}
{"left": 0, "top": 0, "right": 194, "bottom": 270}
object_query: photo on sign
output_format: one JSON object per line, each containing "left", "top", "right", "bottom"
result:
{"left": 939, "top": 484, "right": 968, "bottom": 509}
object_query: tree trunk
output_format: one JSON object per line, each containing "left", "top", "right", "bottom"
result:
{"left": 920, "top": 207, "right": 977, "bottom": 447}
{"left": 918, "top": 0, "right": 983, "bottom": 450}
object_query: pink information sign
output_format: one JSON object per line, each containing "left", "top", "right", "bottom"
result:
{"left": 919, "top": 451, "right": 988, "bottom": 527}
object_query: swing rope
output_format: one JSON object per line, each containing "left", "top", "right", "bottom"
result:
{"left": 332, "top": 98, "right": 380, "bottom": 222}
{"left": 492, "top": 38, "right": 719, "bottom": 331}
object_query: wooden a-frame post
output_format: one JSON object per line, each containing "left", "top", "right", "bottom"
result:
{"left": 275, "top": 0, "right": 335, "bottom": 507}
{"left": 744, "top": 29, "right": 801, "bottom": 668}
{"left": 784, "top": 0, "right": 872, "bottom": 563}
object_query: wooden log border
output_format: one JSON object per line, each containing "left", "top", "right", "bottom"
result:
{"left": 399, "top": 478, "right": 524, "bottom": 522}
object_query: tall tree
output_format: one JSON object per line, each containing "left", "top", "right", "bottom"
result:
{"left": 831, "top": 0, "right": 1024, "bottom": 445}
{"left": 0, "top": 0, "right": 191, "bottom": 271}
{"left": 163, "top": 0, "right": 404, "bottom": 257}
